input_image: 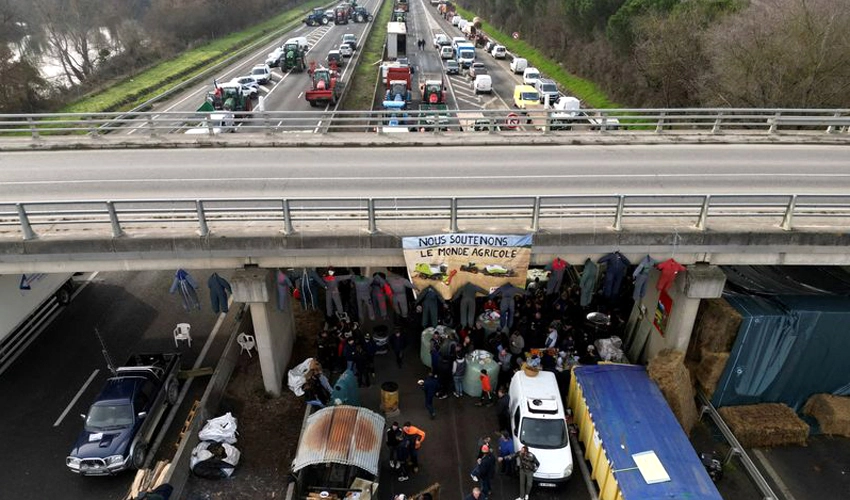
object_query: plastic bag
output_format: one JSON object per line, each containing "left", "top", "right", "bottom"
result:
{"left": 190, "top": 441, "right": 241, "bottom": 479}
{"left": 287, "top": 357, "right": 315, "bottom": 396}
{"left": 198, "top": 412, "right": 238, "bottom": 444}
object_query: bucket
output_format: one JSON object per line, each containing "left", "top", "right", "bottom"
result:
{"left": 381, "top": 381, "right": 400, "bottom": 416}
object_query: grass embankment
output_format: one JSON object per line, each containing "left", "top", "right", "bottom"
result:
{"left": 454, "top": 5, "right": 621, "bottom": 109}
{"left": 340, "top": 0, "right": 395, "bottom": 110}
{"left": 61, "top": 0, "right": 326, "bottom": 113}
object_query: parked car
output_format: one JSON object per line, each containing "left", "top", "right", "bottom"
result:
{"left": 468, "top": 62, "right": 487, "bottom": 79}
{"left": 523, "top": 67, "right": 541, "bottom": 86}
{"left": 510, "top": 57, "right": 528, "bottom": 74}
{"left": 339, "top": 43, "right": 354, "bottom": 57}
{"left": 433, "top": 33, "right": 451, "bottom": 48}
{"left": 491, "top": 45, "right": 507, "bottom": 59}
{"left": 342, "top": 33, "right": 358, "bottom": 50}
{"left": 231, "top": 76, "right": 260, "bottom": 97}
{"left": 440, "top": 46, "right": 455, "bottom": 59}
{"left": 472, "top": 74, "right": 492, "bottom": 94}
{"left": 535, "top": 78, "right": 559, "bottom": 104}
{"left": 445, "top": 59, "right": 460, "bottom": 75}
{"left": 266, "top": 47, "right": 284, "bottom": 67}
{"left": 327, "top": 49, "right": 344, "bottom": 67}
{"left": 250, "top": 64, "right": 271, "bottom": 84}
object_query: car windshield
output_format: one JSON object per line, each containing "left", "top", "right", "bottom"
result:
{"left": 86, "top": 404, "right": 134, "bottom": 431}
{"left": 447, "top": 61, "right": 457, "bottom": 67}
{"left": 521, "top": 92, "right": 540, "bottom": 101}
{"left": 527, "top": 73, "right": 539, "bottom": 79}
{"left": 252, "top": 69, "right": 264, "bottom": 75}
{"left": 520, "top": 417, "right": 568, "bottom": 449}
{"left": 541, "top": 83, "right": 557, "bottom": 92}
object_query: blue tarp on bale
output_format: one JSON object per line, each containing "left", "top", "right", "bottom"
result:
{"left": 574, "top": 364, "right": 722, "bottom": 499}
{"left": 713, "top": 295, "right": 850, "bottom": 411}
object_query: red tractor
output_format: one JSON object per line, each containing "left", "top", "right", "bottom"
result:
{"left": 305, "top": 62, "right": 342, "bottom": 107}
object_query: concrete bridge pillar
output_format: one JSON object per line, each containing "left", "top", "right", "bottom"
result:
{"left": 230, "top": 268, "right": 295, "bottom": 396}
{"left": 625, "top": 263, "right": 726, "bottom": 363}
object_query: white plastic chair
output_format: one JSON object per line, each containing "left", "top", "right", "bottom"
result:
{"left": 173, "top": 323, "right": 192, "bottom": 347}
{"left": 237, "top": 333, "right": 256, "bottom": 357}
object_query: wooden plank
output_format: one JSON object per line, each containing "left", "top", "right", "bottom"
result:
{"left": 178, "top": 367, "right": 214, "bottom": 379}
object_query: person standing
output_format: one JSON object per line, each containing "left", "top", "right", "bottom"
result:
{"left": 476, "top": 369, "right": 493, "bottom": 406}
{"left": 452, "top": 353, "right": 467, "bottom": 397}
{"left": 497, "top": 431, "right": 516, "bottom": 476}
{"left": 477, "top": 445, "right": 497, "bottom": 499}
{"left": 402, "top": 422, "right": 426, "bottom": 472}
{"left": 496, "top": 387, "right": 511, "bottom": 434}
{"left": 421, "top": 371, "right": 439, "bottom": 419}
{"left": 464, "top": 487, "right": 483, "bottom": 500}
{"left": 386, "top": 421, "right": 402, "bottom": 469}
{"left": 389, "top": 327, "right": 407, "bottom": 367}
{"left": 517, "top": 445, "right": 540, "bottom": 500}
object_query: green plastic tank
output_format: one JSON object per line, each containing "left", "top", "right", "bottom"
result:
{"left": 463, "top": 349, "right": 499, "bottom": 397}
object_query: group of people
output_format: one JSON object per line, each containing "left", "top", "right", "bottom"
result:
{"left": 467, "top": 438, "right": 541, "bottom": 500}
{"left": 416, "top": 38, "right": 427, "bottom": 50}
{"left": 386, "top": 421, "right": 427, "bottom": 482}
{"left": 315, "top": 318, "right": 378, "bottom": 387}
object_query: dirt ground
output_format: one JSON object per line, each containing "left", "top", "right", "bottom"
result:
{"left": 183, "top": 308, "right": 324, "bottom": 500}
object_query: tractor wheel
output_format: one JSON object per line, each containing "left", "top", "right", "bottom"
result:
{"left": 321, "top": 17, "right": 329, "bottom": 25}
{"left": 368, "top": 15, "right": 373, "bottom": 21}
{"left": 309, "top": 100, "right": 317, "bottom": 107}
{"left": 356, "top": 14, "right": 364, "bottom": 22}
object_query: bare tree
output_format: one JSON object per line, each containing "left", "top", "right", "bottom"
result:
{"left": 702, "top": 0, "right": 850, "bottom": 107}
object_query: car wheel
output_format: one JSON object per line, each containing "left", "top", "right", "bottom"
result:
{"left": 131, "top": 442, "right": 147, "bottom": 470}
{"left": 166, "top": 379, "right": 179, "bottom": 405}
{"left": 55, "top": 284, "right": 72, "bottom": 305}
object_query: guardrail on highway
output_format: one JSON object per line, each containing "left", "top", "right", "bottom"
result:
{"left": 1, "top": 108, "right": 847, "bottom": 137}
{"left": 3, "top": 193, "right": 848, "bottom": 240}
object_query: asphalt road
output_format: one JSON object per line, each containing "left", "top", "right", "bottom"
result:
{"left": 0, "top": 271, "right": 225, "bottom": 499}
{"left": 125, "top": 0, "right": 382, "bottom": 135}
{"left": 1, "top": 145, "right": 849, "bottom": 202}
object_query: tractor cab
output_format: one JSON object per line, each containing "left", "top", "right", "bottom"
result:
{"left": 422, "top": 80, "right": 446, "bottom": 104}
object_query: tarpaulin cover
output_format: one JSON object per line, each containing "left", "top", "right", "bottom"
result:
{"left": 712, "top": 295, "right": 850, "bottom": 411}
{"left": 722, "top": 265, "right": 850, "bottom": 295}
{"left": 574, "top": 365, "right": 722, "bottom": 499}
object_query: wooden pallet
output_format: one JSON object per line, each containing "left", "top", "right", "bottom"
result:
{"left": 175, "top": 399, "right": 201, "bottom": 450}
{"left": 126, "top": 460, "right": 171, "bottom": 500}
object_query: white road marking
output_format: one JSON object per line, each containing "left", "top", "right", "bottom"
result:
{"left": 753, "top": 449, "right": 798, "bottom": 500}
{"left": 297, "top": 92, "right": 304, "bottom": 99}
{"left": 54, "top": 369, "right": 99, "bottom": 427}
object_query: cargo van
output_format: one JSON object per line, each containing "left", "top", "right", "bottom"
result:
{"left": 440, "top": 46, "right": 454, "bottom": 59}
{"left": 285, "top": 36, "right": 309, "bottom": 52}
{"left": 510, "top": 57, "right": 528, "bottom": 74}
{"left": 472, "top": 74, "right": 492, "bottom": 94}
{"left": 509, "top": 371, "right": 573, "bottom": 486}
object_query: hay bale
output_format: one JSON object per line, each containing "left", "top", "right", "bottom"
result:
{"left": 688, "top": 299, "right": 742, "bottom": 361}
{"left": 647, "top": 349, "right": 699, "bottom": 435}
{"left": 803, "top": 394, "right": 850, "bottom": 437}
{"left": 719, "top": 403, "right": 809, "bottom": 448}
{"left": 695, "top": 349, "right": 730, "bottom": 396}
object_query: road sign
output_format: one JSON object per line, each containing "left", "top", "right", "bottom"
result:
{"left": 512, "top": 32, "right": 520, "bottom": 40}
{"left": 506, "top": 112, "right": 520, "bottom": 129}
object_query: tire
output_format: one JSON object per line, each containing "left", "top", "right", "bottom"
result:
{"left": 131, "top": 442, "right": 147, "bottom": 470}
{"left": 166, "top": 379, "right": 179, "bottom": 405}
{"left": 55, "top": 283, "right": 72, "bottom": 305}
{"left": 356, "top": 14, "right": 364, "bottom": 22}
{"left": 321, "top": 17, "right": 329, "bottom": 25}
{"left": 368, "top": 15, "right": 373, "bottom": 21}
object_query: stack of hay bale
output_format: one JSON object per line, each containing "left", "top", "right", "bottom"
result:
{"left": 803, "top": 394, "right": 850, "bottom": 437}
{"left": 718, "top": 403, "right": 809, "bottom": 447}
{"left": 687, "top": 299, "right": 742, "bottom": 396}
{"left": 648, "top": 349, "right": 699, "bottom": 435}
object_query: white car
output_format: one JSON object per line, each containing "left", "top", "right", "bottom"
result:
{"left": 472, "top": 74, "right": 492, "bottom": 94}
{"left": 250, "top": 64, "right": 271, "bottom": 84}
{"left": 342, "top": 33, "right": 358, "bottom": 50}
{"left": 339, "top": 43, "right": 354, "bottom": 57}
{"left": 491, "top": 45, "right": 506, "bottom": 59}
{"left": 266, "top": 47, "right": 284, "bottom": 67}
{"left": 451, "top": 15, "right": 461, "bottom": 26}
{"left": 231, "top": 76, "right": 259, "bottom": 97}
{"left": 523, "top": 67, "right": 541, "bottom": 86}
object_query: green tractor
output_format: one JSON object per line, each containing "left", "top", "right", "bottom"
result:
{"left": 201, "top": 82, "right": 253, "bottom": 116}
{"left": 281, "top": 43, "right": 306, "bottom": 72}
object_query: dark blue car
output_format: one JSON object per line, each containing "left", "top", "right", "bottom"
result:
{"left": 66, "top": 354, "right": 180, "bottom": 476}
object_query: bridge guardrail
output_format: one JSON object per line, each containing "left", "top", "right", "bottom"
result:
{"left": 2, "top": 193, "right": 849, "bottom": 241}
{"left": 0, "top": 108, "right": 848, "bottom": 138}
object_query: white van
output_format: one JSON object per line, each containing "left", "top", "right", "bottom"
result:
{"left": 285, "top": 36, "right": 309, "bottom": 52}
{"left": 523, "top": 67, "right": 541, "bottom": 86}
{"left": 440, "top": 46, "right": 454, "bottom": 59}
{"left": 510, "top": 57, "right": 528, "bottom": 74}
{"left": 508, "top": 371, "right": 573, "bottom": 486}
{"left": 472, "top": 74, "right": 492, "bottom": 94}
{"left": 490, "top": 45, "right": 507, "bottom": 59}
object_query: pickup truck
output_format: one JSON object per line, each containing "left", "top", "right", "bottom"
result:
{"left": 66, "top": 353, "right": 181, "bottom": 476}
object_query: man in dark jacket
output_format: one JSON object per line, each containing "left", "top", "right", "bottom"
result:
{"left": 421, "top": 372, "right": 439, "bottom": 419}
{"left": 495, "top": 387, "right": 511, "bottom": 434}
{"left": 476, "top": 445, "right": 497, "bottom": 499}
{"left": 389, "top": 328, "right": 407, "bottom": 367}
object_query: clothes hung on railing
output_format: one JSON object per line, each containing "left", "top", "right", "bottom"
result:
{"left": 170, "top": 268, "right": 201, "bottom": 311}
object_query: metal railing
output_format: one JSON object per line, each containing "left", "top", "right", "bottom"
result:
{"left": 0, "top": 108, "right": 848, "bottom": 139}
{"left": 2, "top": 193, "right": 849, "bottom": 241}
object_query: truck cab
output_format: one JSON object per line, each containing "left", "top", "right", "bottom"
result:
{"left": 66, "top": 353, "right": 181, "bottom": 476}
{"left": 513, "top": 84, "right": 542, "bottom": 110}
{"left": 455, "top": 42, "right": 476, "bottom": 68}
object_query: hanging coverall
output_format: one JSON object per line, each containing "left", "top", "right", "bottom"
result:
{"left": 452, "top": 282, "right": 486, "bottom": 328}
{"left": 387, "top": 274, "right": 416, "bottom": 318}
{"left": 545, "top": 258, "right": 568, "bottom": 296}
{"left": 207, "top": 272, "right": 232, "bottom": 314}
{"left": 169, "top": 268, "right": 201, "bottom": 311}
{"left": 416, "top": 286, "right": 446, "bottom": 328}
{"left": 276, "top": 270, "right": 294, "bottom": 311}
{"left": 632, "top": 256, "right": 655, "bottom": 301}
{"left": 579, "top": 259, "right": 598, "bottom": 307}
{"left": 295, "top": 268, "right": 321, "bottom": 310}
{"left": 370, "top": 273, "right": 391, "bottom": 320}
{"left": 490, "top": 284, "right": 528, "bottom": 329}
{"left": 598, "top": 252, "right": 631, "bottom": 299}
{"left": 317, "top": 271, "right": 352, "bottom": 317}
{"left": 352, "top": 275, "right": 376, "bottom": 322}
{"left": 656, "top": 258, "right": 686, "bottom": 292}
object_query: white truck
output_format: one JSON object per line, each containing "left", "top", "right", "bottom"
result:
{"left": 0, "top": 273, "right": 76, "bottom": 375}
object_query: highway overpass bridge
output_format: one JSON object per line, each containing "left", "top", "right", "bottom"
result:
{"left": 1, "top": 143, "right": 850, "bottom": 273}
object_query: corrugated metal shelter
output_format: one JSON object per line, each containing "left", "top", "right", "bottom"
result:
{"left": 293, "top": 405, "right": 385, "bottom": 476}
{"left": 569, "top": 364, "right": 722, "bottom": 500}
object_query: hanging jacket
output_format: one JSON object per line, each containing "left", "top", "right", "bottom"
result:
{"left": 207, "top": 272, "right": 232, "bottom": 314}
{"left": 489, "top": 284, "right": 528, "bottom": 310}
{"left": 632, "top": 255, "right": 656, "bottom": 300}
{"left": 452, "top": 283, "right": 487, "bottom": 302}
{"left": 170, "top": 268, "right": 201, "bottom": 311}
{"left": 276, "top": 270, "right": 294, "bottom": 311}
{"left": 598, "top": 252, "right": 631, "bottom": 299}
{"left": 294, "top": 268, "right": 322, "bottom": 310}
{"left": 579, "top": 259, "right": 598, "bottom": 307}
{"left": 544, "top": 257, "right": 568, "bottom": 295}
